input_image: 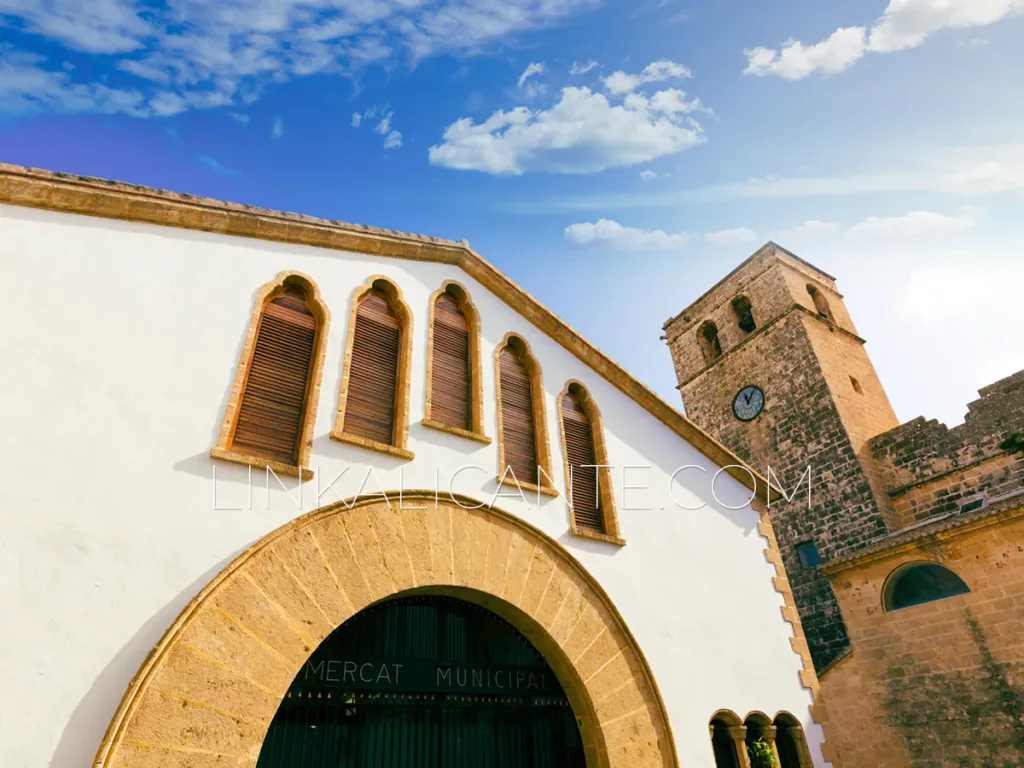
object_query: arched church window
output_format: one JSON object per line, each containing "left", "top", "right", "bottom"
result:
{"left": 709, "top": 711, "right": 744, "bottom": 768}
{"left": 774, "top": 712, "right": 814, "bottom": 768}
{"left": 496, "top": 334, "right": 556, "bottom": 495}
{"left": 212, "top": 271, "right": 329, "bottom": 476}
{"left": 698, "top": 320, "right": 723, "bottom": 364}
{"left": 883, "top": 562, "right": 970, "bottom": 611}
{"left": 332, "top": 277, "right": 414, "bottom": 458}
{"left": 559, "top": 382, "right": 621, "bottom": 542}
{"left": 732, "top": 295, "right": 756, "bottom": 334}
{"left": 744, "top": 712, "right": 780, "bottom": 767}
{"left": 806, "top": 284, "right": 834, "bottom": 322}
{"left": 423, "top": 281, "right": 487, "bottom": 442}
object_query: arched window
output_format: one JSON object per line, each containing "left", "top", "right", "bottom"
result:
{"left": 709, "top": 711, "right": 744, "bottom": 768}
{"left": 332, "top": 277, "right": 413, "bottom": 459}
{"left": 698, "top": 320, "right": 723, "bottom": 364}
{"left": 744, "top": 712, "right": 780, "bottom": 767}
{"left": 806, "top": 284, "right": 834, "bottom": 322}
{"left": 558, "top": 382, "right": 621, "bottom": 543}
{"left": 212, "top": 272, "right": 329, "bottom": 478}
{"left": 495, "top": 334, "right": 556, "bottom": 495}
{"left": 732, "top": 296, "right": 756, "bottom": 334}
{"left": 883, "top": 562, "right": 970, "bottom": 611}
{"left": 423, "top": 281, "right": 488, "bottom": 443}
{"left": 774, "top": 712, "right": 814, "bottom": 768}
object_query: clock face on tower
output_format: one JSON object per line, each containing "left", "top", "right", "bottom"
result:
{"left": 733, "top": 385, "right": 765, "bottom": 422}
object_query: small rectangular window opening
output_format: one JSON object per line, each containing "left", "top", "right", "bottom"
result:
{"left": 850, "top": 376, "right": 863, "bottom": 394}
{"left": 959, "top": 497, "right": 986, "bottom": 515}
{"left": 796, "top": 541, "right": 821, "bottom": 568}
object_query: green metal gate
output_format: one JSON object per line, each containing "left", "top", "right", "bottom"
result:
{"left": 257, "top": 596, "right": 586, "bottom": 768}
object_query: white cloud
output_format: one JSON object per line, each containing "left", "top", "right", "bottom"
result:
{"left": 501, "top": 148, "right": 1024, "bottom": 213}
{"left": 374, "top": 112, "right": 403, "bottom": 150}
{"left": 564, "top": 219, "right": 689, "bottom": 251}
{"left": 518, "top": 62, "right": 545, "bottom": 88}
{"left": 957, "top": 37, "right": 990, "bottom": 47}
{"left": 0, "top": 0, "right": 601, "bottom": 117}
{"left": 743, "top": 27, "right": 867, "bottom": 80}
{"left": 745, "top": 0, "right": 1024, "bottom": 79}
{"left": 569, "top": 60, "right": 597, "bottom": 75}
{"left": 603, "top": 60, "right": 692, "bottom": 94}
{"left": 228, "top": 111, "right": 250, "bottom": 124}
{"left": 847, "top": 209, "right": 978, "bottom": 237}
{"left": 428, "top": 86, "right": 705, "bottom": 175}
{"left": 0, "top": 48, "right": 148, "bottom": 116}
{"left": 868, "top": 0, "right": 1023, "bottom": 53}
{"left": 704, "top": 227, "right": 757, "bottom": 245}
{"left": 639, "top": 170, "right": 657, "bottom": 181}
{"left": 271, "top": 115, "right": 284, "bottom": 138}
{"left": 351, "top": 111, "right": 362, "bottom": 127}
{"left": 943, "top": 161, "right": 1024, "bottom": 195}
{"left": 0, "top": 0, "right": 150, "bottom": 54}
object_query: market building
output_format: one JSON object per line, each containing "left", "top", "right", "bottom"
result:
{"left": 0, "top": 164, "right": 834, "bottom": 768}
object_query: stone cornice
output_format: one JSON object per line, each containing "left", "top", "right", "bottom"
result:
{"left": 0, "top": 162, "right": 773, "bottom": 501}
{"left": 822, "top": 495, "right": 1024, "bottom": 574}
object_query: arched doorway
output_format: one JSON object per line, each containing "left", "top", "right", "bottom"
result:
{"left": 257, "top": 594, "right": 586, "bottom": 767}
{"left": 93, "top": 492, "right": 676, "bottom": 768}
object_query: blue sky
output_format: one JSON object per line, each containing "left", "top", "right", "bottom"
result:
{"left": 2, "top": 0, "right": 1023, "bottom": 427}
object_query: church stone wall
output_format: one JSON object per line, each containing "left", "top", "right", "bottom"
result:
{"left": 869, "top": 371, "right": 1024, "bottom": 507}
{"left": 821, "top": 504, "right": 1024, "bottom": 768}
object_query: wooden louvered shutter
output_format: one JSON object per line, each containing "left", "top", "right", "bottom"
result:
{"left": 431, "top": 294, "right": 472, "bottom": 431}
{"left": 562, "top": 391, "right": 605, "bottom": 534}
{"left": 231, "top": 287, "right": 317, "bottom": 465}
{"left": 500, "top": 347, "right": 538, "bottom": 484}
{"left": 345, "top": 290, "right": 400, "bottom": 445}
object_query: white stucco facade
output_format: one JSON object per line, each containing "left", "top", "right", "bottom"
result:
{"left": 0, "top": 202, "right": 828, "bottom": 767}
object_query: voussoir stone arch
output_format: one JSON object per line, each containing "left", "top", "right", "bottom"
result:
{"left": 93, "top": 492, "right": 678, "bottom": 768}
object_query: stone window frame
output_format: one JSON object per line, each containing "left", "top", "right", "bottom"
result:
{"left": 957, "top": 493, "right": 987, "bottom": 514}
{"left": 697, "top": 319, "right": 723, "bottom": 364}
{"left": 211, "top": 270, "right": 330, "bottom": 480}
{"left": 556, "top": 380, "right": 624, "bottom": 546}
{"left": 707, "top": 709, "right": 813, "bottom": 768}
{"left": 731, "top": 294, "right": 756, "bottom": 334}
{"left": 330, "top": 275, "right": 415, "bottom": 460}
{"left": 795, "top": 540, "right": 821, "bottom": 569}
{"left": 494, "top": 332, "right": 558, "bottom": 498}
{"left": 880, "top": 559, "right": 971, "bottom": 613}
{"left": 422, "top": 279, "right": 490, "bottom": 445}
{"left": 772, "top": 711, "right": 814, "bottom": 768}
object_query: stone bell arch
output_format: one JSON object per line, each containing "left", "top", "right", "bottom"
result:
{"left": 93, "top": 492, "right": 678, "bottom": 768}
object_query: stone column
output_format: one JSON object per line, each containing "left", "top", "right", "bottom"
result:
{"left": 777, "top": 724, "right": 814, "bottom": 768}
{"left": 727, "top": 725, "right": 753, "bottom": 768}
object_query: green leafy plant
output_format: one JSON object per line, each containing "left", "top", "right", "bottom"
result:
{"left": 747, "top": 738, "right": 777, "bottom": 768}
{"left": 999, "top": 432, "right": 1024, "bottom": 453}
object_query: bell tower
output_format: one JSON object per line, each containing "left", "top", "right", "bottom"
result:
{"left": 663, "top": 242, "right": 900, "bottom": 671}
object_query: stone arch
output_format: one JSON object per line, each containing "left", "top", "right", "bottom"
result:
{"left": 697, "top": 320, "right": 723, "bottom": 364}
{"left": 709, "top": 710, "right": 747, "bottom": 768}
{"left": 881, "top": 560, "right": 970, "bottom": 612}
{"left": 805, "top": 284, "right": 833, "bottom": 322}
{"left": 731, "top": 295, "right": 756, "bottom": 334}
{"left": 93, "top": 492, "right": 677, "bottom": 768}
{"left": 773, "top": 711, "right": 813, "bottom": 768}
